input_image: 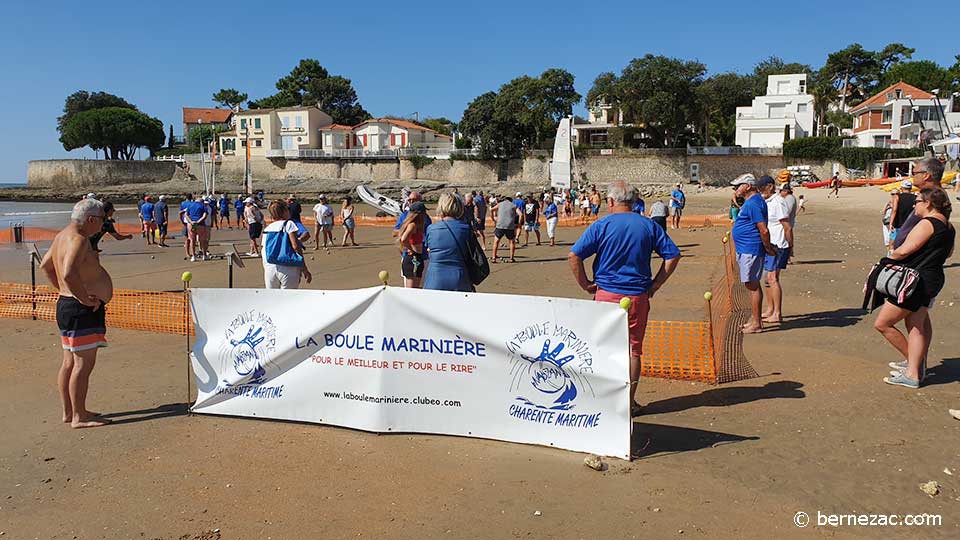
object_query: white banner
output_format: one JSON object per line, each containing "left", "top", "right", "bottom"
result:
{"left": 189, "top": 287, "right": 631, "bottom": 458}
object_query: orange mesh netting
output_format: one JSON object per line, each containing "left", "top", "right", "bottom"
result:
{"left": 1, "top": 230, "right": 754, "bottom": 385}
{"left": 0, "top": 283, "right": 192, "bottom": 336}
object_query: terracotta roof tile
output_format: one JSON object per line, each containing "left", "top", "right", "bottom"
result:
{"left": 321, "top": 124, "right": 354, "bottom": 131}
{"left": 354, "top": 117, "right": 437, "bottom": 133}
{"left": 182, "top": 107, "right": 233, "bottom": 124}
{"left": 851, "top": 82, "right": 934, "bottom": 112}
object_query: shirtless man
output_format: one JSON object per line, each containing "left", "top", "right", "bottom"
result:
{"left": 39, "top": 199, "right": 114, "bottom": 428}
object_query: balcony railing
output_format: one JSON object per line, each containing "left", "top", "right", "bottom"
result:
{"left": 264, "top": 147, "right": 477, "bottom": 159}
{"left": 687, "top": 147, "right": 782, "bottom": 155}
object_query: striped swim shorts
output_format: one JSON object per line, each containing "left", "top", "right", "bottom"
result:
{"left": 56, "top": 296, "right": 108, "bottom": 352}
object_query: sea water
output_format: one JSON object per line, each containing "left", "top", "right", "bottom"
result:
{"left": 0, "top": 201, "right": 138, "bottom": 229}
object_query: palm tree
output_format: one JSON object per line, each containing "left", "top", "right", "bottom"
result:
{"left": 809, "top": 82, "right": 838, "bottom": 136}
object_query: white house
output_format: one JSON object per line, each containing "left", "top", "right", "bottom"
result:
{"left": 849, "top": 81, "right": 960, "bottom": 148}
{"left": 319, "top": 124, "right": 356, "bottom": 150}
{"left": 735, "top": 74, "right": 815, "bottom": 148}
{"left": 351, "top": 118, "right": 451, "bottom": 151}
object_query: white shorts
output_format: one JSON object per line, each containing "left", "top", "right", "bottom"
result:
{"left": 264, "top": 264, "right": 302, "bottom": 289}
{"left": 546, "top": 217, "right": 558, "bottom": 238}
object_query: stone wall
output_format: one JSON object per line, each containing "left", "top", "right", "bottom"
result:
{"left": 29, "top": 153, "right": 847, "bottom": 194}
{"left": 27, "top": 159, "right": 178, "bottom": 188}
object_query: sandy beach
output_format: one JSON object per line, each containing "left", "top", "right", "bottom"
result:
{"left": 1, "top": 185, "right": 959, "bottom": 539}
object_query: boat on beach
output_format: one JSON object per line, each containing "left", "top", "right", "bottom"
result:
{"left": 356, "top": 185, "right": 402, "bottom": 216}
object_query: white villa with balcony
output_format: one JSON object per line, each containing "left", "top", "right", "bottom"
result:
{"left": 849, "top": 82, "right": 960, "bottom": 148}
{"left": 735, "top": 74, "right": 815, "bottom": 148}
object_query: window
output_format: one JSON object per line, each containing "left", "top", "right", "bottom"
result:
{"left": 295, "top": 116, "right": 302, "bottom": 128}
{"left": 255, "top": 140, "right": 262, "bottom": 147}
{"left": 777, "top": 81, "right": 790, "bottom": 95}
{"left": 282, "top": 116, "right": 289, "bottom": 128}
{"left": 797, "top": 103, "right": 808, "bottom": 113}
{"left": 768, "top": 104, "right": 787, "bottom": 118}
{"left": 240, "top": 119, "right": 247, "bottom": 129}
{"left": 881, "top": 108, "right": 892, "bottom": 124}
{"left": 241, "top": 139, "right": 247, "bottom": 147}
{"left": 798, "top": 80, "right": 806, "bottom": 94}
{"left": 254, "top": 118, "right": 261, "bottom": 129}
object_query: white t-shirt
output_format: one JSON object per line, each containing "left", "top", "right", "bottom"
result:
{"left": 766, "top": 195, "right": 790, "bottom": 248}
{"left": 261, "top": 220, "right": 300, "bottom": 268}
{"left": 313, "top": 203, "right": 333, "bottom": 225}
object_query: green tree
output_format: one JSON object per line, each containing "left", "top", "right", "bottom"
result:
{"left": 304, "top": 75, "right": 370, "bottom": 125}
{"left": 421, "top": 117, "right": 457, "bottom": 135}
{"left": 752, "top": 56, "right": 814, "bottom": 96}
{"left": 57, "top": 91, "right": 137, "bottom": 134}
{"left": 459, "top": 69, "right": 581, "bottom": 157}
{"left": 168, "top": 124, "right": 175, "bottom": 148}
{"left": 59, "top": 107, "right": 165, "bottom": 160}
{"left": 187, "top": 124, "right": 228, "bottom": 152}
{"left": 809, "top": 75, "right": 839, "bottom": 135}
{"left": 615, "top": 54, "right": 706, "bottom": 147}
{"left": 212, "top": 88, "right": 248, "bottom": 109}
{"left": 822, "top": 44, "right": 880, "bottom": 109}
{"left": 249, "top": 59, "right": 370, "bottom": 124}
{"left": 695, "top": 72, "right": 754, "bottom": 145}
{"left": 875, "top": 43, "right": 915, "bottom": 72}
{"left": 586, "top": 72, "right": 619, "bottom": 108}
{"left": 880, "top": 60, "right": 954, "bottom": 93}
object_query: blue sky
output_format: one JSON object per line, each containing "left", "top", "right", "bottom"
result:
{"left": 0, "top": 0, "right": 955, "bottom": 182}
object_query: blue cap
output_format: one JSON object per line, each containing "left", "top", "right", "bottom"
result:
{"left": 756, "top": 175, "right": 775, "bottom": 188}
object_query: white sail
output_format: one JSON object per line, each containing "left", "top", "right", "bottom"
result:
{"left": 550, "top": 117, "right": 571, "bottom": 189}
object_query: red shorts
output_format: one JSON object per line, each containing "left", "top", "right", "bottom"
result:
{"left": 594, "top": 288, "right": 650, "bottom": 358}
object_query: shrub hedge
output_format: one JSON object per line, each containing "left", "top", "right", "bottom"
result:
{"left": 784, "top": 136, "right": 922, "bottom": 170}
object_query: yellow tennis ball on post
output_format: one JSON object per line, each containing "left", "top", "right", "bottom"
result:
{"left": 181, "top": 271, "right": 193, "bottom": 283}
{"left": 704, "top": 291, "right": 713, "bottom": 302}
{"left": 619, "top": 297, "right": 632, "bottom": 310}
{"left": 378, "top": 270, "right": 389, "bottom": 284}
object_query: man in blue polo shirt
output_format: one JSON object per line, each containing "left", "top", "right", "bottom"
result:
{"left": 234, "top": 196, "right": 246, "bottom": 229}
{"left": 184, "top": 196, "right": 208, "bottom": 262}
{"left": 569, "top": 180, "right": 681, "bottom": 417}
{"left": 669, "top": 183, "right": 685, "bottom": 230}
{"left": 731, "top": 174, "right": 777, "bottom": 333}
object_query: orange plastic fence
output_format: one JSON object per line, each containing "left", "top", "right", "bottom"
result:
{"left": 0, "top": 231, "right": 755, "bottom": 385}
{"left": 1, "top": 212, "right": 731, "bottom": 243}
{"left": 0, "top": 283, "right": 192, "bottom": 336}
{"left": 640, "top": 320, "right": 715, "bottom": 382}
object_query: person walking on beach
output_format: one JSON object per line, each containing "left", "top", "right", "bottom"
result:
{"left": 731, "top": 175, "right": 777, "bottom": 334}
{"left": 234, "top": 196, "right": 245, "bottom": 230}
{"left": 136, "top": 194, "right": 146, "bottom": 237}
{"left": 544, "top": 194, "right": 559, "bottom": 246}
{"left": 312, "top": 194, "right": 335, "bottom": 250}
{"left": 493, "top": 196, "right": 519, "bottom": 263}
{"left": 568, "top": 180, "right": 681, "bottom": 417}
{"left": 523, "top": 193, "right": 542, "bottom": 246}
{"left": 512, "top": 192, "right": 525, "bottom": 238}
{"left": 88, "top": 201, "right": 133, "bottom": 252}
{"left": 648, "top": 199, "right": 668, "bottom": 231}
{"left": 669, "top": 183, "right": 685, "bottom": 230}
{"left": 244, "top": 197, "right": 264, "bottom": 257}
{"left": 183, "top": 196, "right": 208, "bottom": 262}
{"left": 589, "top": 188, "right": 602, "bottom": 217}
{"left": 828, "top": 173, "right": 841, "bottom": 198}
{"left": 474, "top": 190, "right": 488, "bottom": 249}
{"left": 139, "top": 196, "right": 156, "bottom": 246}
{"left": 341, "top": 196, "right": 358, "bottom": 247}
{"left": 179, "top": 194, "right": 194, "bottom": 260}
{"left": 218, "top": 193, "right": 231, "bottom": 229}
{"left": 154, "top": 195, "right": 169, "bottom": 247}
{"left": 40, "top": 198, "right": 113, "bottom": 428}
{"left": 398, "top": 201, "right": 428, "bottom": 288}
{"left": 262, "top": 199, "right": 312, "bottom": 289}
